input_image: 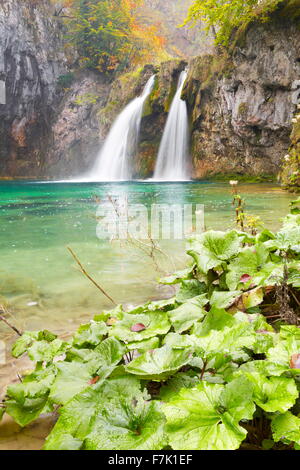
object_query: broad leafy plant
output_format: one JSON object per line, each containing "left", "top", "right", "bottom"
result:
{"left": 1, "top": 208, "right": 300, "bottom": 450}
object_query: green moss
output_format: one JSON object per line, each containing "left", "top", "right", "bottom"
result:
{"left": 143, "top": 76, "right": 159, "bottom": 117}
{"left": 164, "top": 81, "right": 177, "bottom": 112}
{"left": 119, "top": 67, "right": 143, "bottom": 85}
{"left": 238, "top": 102, "right": 248, "bottom": 116}
{"left": 203, "top": 173, "right": 276, "bottom": 183}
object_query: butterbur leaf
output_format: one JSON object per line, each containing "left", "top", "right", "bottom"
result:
{"left": 131, "top": 323, "right": 146, "bottom": 332}
{"left": 27, "top": 339, "right": 69, "bottom": 363}
{"left": 188, "top": 230, "right": 241, "bottom": 274}
{"left": 127, "top": 337, "right": 160, "bottom": 353}
{"left": 7, "top": 367, "right": 56, "bottom": 404}
{"left": 5, "top": 396, "right": 52, "bottom": 428}
{"left": 242, "top": 372, "right": 298, "bottom": 413}
{"left": 45, "top": 377, "right": 166, "bottom": 450}
{"left": 226, "top": 246, "right": 270, "bottom": 290}
{"left": 280, "top": 325, "right": 300, "bottom": 341}
{"left": 168, "top": 295, "right": 207, "bottom": 333}
{"left": 73, "top": 321, "right": 108, "bottom": 348}
{"left": 50, "top": 337, "right": 124, "bottom": 404}
{"left": 95, "top": 337, "right": 125, "bottom": 377}
{"left": 125, "top": 345, "right": 192, "bottom": 381}
{"left": 194, "top": 308, "right": 237, "bottom": 336}
{"left": 163, "top": 332, "right": 196, "bottom": 350}
{"left": 84, "top": 399, "right": 166, "bottom": 450}
{"left": 47, "top": 434, "right": 83, "bottom": 450}
{"left": 12, "top": 330, "right": 57, "bottom": 358}
{"left": 229, "top": 287, "right": 264, "bottom": 312}
{"left": 5, "top": 367, "right": 56, "bottom": 427}
{"left": 49, "top": 362, "right": 98, "bottom": 405}
{"left": 159, "top": 372, "right": 200, "bottom": 402}
{"left": 272, "top": 411, "right": 300, "bottom": 446}
{"left": 162, "top": 378, "right": 255, "bottom": 450}
{"left": 209, "top": 291, "right": 241, "bottom": 309}
{"left": 159, "top": 267, "right": 194, "bottom": 285}
{"left": 176, "top": 280, "right": 207, "bottom": 302}
{"left": 267, "top": 337, "right": 300, "bottom": 373}
{"left": 109, "top": 312, "right": 170, "bottom": 342}
{"left": 193, "top": 323, "right": 255, "bottom": 361}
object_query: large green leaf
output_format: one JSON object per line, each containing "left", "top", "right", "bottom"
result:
{"left": 49, "top": 362, "right": 98, "bottom": 405}
{"left": 176, "top": 280, "right": 207, "bottom": 302}
{"left": 192, "top": 323, "right": 256, "bottom": 361}
{"left": 209, "top": 290, "right": 241, "bottom": 309}
{"left": 49, "top": 337, "right": 124, "bottom": 405}
{"left": 45, "top": 375, "right": 143, "bottom": 450}
{"left": 127, "top": 337, "right": 160, "bottom": 353}
{"left": 45, "top": 376, "right": 166, "bottom": 450}
{"left": 159, "top": 267, "right": 195, "bottom": 285}
{"left": 5, "top": 396, "right": 52, "bottom": 428}
{"left": 162, "top": 377, "right": 255, "bottom": 450}
{"left": 27, "top": 339, "right": 69, "bottom": 363}
{"left": 226, "top": 245, "right": 270, "bottom": 290}
{"left": 12, "top": 330, "right": 57, "bottom": 358}
{"left": 168, "top": 295, "right": 207, "bottom": 333}
{"left": 241, "top": 372, "right": 298, "bottom": 413}
{"left": 73, "top": 321, "right": 108, "bottom": 348}
{"left": 5, "top": 367, "right": 56, "bottom": 427}
{"left": 267, "top": 337, "right": 300, "bottom": 372}
{"left": 7, "top": 367, "right": 56, "bottom": 405}
{"left": 109, "top": 311, "right": 170, "bottom": 342}
{"left": 125, "top": 345, "right": 192, "bottom": 381}
{"left": 84, "top": 399, "right": 166, "bottom": 450}
{"left": 159, "top": 372, "right": 200, "bottom": 402}
{"left": 265, "top": 226, "right": 300, "bottom": 252}
{"left": 188, "top": 230, "right": 241, "bottom": 274}
{"left": 272, "top": 411, "right": 300, "bottom": 446}
{"left": 194, "top": 308, "right": 237, "bottom": 337}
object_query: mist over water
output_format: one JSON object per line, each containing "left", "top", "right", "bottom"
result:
{"left": 153, "top": 71, "right": 190, "bottom": 181}
{"left": 89, "top": 75, "right": 155, "bottom": 182}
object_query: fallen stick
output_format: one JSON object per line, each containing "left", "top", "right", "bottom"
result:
{"left": 0, "top": 307, "right": 22, "bottom": 337}
{"left": 67, "top": 246, "right": 116, "bottom": 306}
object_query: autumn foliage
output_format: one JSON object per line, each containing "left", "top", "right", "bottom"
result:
{"left": 62, "top": 0, "right": 166, "bottom": 74}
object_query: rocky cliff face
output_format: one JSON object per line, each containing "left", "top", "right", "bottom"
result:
{"left": 184, "top": 12, "right": 300, "bottom": 179}
{"left": 0, "top": 0, "right": 69, "bottom": 177}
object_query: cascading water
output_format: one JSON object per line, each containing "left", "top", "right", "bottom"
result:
{"left": 153, "top": 70, "right": 190, "bottom": 181}
{"left": 90, "top": 75, "right": 155, "bottom": 181}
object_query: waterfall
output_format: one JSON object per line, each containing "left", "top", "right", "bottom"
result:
{"left": 153, "top": 71, "right": 190, "bottom": 181}
{"left": 90, "top": 75, "right": 155, "bottom": 181}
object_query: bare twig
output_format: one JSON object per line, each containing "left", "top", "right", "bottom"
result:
{"left": 67, "top": 247, "right": 116, "bottom": 306}
{"left": 289, "top": 288, "right": 300, "bottom": 308}
{"left": 0, "top": 306, "right": 22, "bottom": 336}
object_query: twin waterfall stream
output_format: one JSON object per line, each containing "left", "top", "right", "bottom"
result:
{"left": 88, "top": 71, "right": 189, "bottom": 182}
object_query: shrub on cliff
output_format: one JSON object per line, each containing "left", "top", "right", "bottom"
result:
{"left": 185, "top": 0, "right": 285, "bottom": 46}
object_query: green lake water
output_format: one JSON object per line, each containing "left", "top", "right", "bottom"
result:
{"left": 0, "top": 181, "right": 295, "bottom": 340}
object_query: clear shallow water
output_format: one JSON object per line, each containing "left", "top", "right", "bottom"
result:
{"left": 0, "top": 181, "right": 294, "bottom": 338}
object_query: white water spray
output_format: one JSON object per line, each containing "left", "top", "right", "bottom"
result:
{"left": 153, "top": 71, "right": 190, "bottom": 181}
{"left": 90, "top": 75, "right": 155, "bottom": 181}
